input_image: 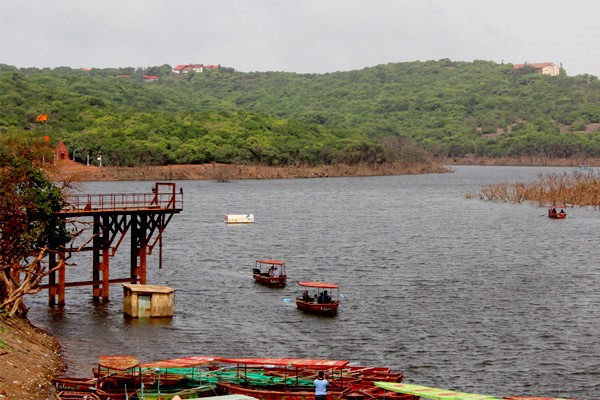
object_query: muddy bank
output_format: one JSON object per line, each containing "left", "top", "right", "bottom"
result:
{"left": 0, "top": 316, "right": 65, "bottom": 399}
{"left": 47, "top": 157, "right": 600, "bottom": 183}
{"left": 47, "top": 160, "right": 451, "bottom": 182}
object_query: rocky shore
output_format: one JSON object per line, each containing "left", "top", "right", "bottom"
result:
{"left": 0, "top": 316, "right": 65, "bottom": 399}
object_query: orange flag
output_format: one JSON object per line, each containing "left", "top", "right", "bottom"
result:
{"left": 36, "top": 113, "right": 48, "bottom": 122}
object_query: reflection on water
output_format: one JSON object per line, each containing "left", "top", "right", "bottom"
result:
{"left": 28, "top": 166, "right": 600, "bottom": 399}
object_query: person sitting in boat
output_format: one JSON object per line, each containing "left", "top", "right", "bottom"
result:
{"left": 253, "top": 268, "right": 261, "bottom": 275}
{"left": 268, "top": 266, "right": 276, "bottom": 276}
{"left": 302, "top": 290, "right": 312, "bottom": 302}
{"left": 559, "top": 209, "right": 566, "bottom": 215}
{"left": 318, "top": 290, "right": 331, "bottom": 303}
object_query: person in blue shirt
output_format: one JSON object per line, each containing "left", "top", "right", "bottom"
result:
{"left": 314, "top": 371, "right": 329, "bottom": 400}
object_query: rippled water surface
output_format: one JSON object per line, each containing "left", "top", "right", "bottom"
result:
{"left": 29, "top": 166, "right": 600, "bottom": 399}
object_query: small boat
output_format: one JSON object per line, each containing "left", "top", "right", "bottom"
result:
{"left": 56, "top": 391, "right": 100, "bottom": 400}
{"left": 225, "top": 214, "right": 254, "bottom": 224}
{"left": 52, "top": 376, "right": 97, "bottom": 392}
{"left": 374, "top": 382, "right": 575, "bottom": 400}
{"left": 295, "top": 281, "right": 340, "bottom": 316}
{"left": 216, "top": 357, "right": 407, "bottom": 400}
{"left": 93, "top": 355, "right": 141, "bottom": 399}
{"left": 548, "top": 206, "right": 566, "bottom": 219}
{"left": 139, "top": 355, "right": 220, "bottom": 399}
{"left": 374, "top": 382, "right": 499, "bottom": 399}
{"left": 253, "top": 259, "right": 287, "bottom": 288}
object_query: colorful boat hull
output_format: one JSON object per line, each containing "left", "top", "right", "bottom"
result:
{"left": 295, "top": 299, "right": 339, "bottom": 316}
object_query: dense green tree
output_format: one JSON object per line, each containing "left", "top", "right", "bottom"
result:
{"left": 1, "top": 60, "right": 600, "bottom": 164}
{"left": 0, "top": 133, "right": 69, "bottom": 318}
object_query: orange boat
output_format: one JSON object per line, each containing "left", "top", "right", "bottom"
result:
{"left": 253, "top": 259, "right": 287, "bottom": 288}
{"left": 548, "top": 206, "right": 567, "bottom": 219}
{"left": 295, "top": 281, "right": 339, "bottom": 317}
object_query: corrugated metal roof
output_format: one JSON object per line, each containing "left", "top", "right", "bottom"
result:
{"left": 220, "top": 357, "right": 349, "bottom": 368}
{"left": 141, "top": 355, "right": 220, "bottom": 368}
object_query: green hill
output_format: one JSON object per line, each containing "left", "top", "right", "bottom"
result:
{"left": 1, "top": 60, "right": 599, "bottom": 167}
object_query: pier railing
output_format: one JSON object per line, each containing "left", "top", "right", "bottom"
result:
{"left": 60, "top": 182, "right": 183, "bottom": 213}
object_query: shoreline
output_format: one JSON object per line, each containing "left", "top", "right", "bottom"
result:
{"left": 46, "top": 160, "right": 452, "bottom": 182}
{"left": 45, "top": 158, "right": 600, "bottom": 182}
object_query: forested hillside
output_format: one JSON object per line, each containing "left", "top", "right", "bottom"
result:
{"left": 1, "top": 60, "right": 599, "bottom": 167}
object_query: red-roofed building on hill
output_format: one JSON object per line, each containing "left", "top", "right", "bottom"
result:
{"left": 143, "top": 75, "right": 160, "bottom": 82}
{"left": 172, "top": 64, "right": 204, "bottom": 73}
{"left": 513, "top": 62, "right": 560, "bottom": 76}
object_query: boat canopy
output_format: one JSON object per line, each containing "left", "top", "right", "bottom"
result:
{"left": 220, "top": 357, "right": 349, "bottom": 369}
{"left": 141, "top": 355, "right": 219, "bottom": 369}
{"left": 374, "top": 382, "right": 500, "bottom": 400}
{"left": 256, "top": 259, "right": 286, "bottom": 266}
{"left": 98, "top": 355, "right": 140, "bottom": 370}
{"left": 297, "top": 281, "right": 339, "bottom": 289}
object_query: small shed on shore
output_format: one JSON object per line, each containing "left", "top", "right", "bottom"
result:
{"left": 122, "top": 284, "right": 174, "bottom": 318}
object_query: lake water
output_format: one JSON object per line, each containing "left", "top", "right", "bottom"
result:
{"left": 28, "top": 166, "right": 600, "bottom": 399}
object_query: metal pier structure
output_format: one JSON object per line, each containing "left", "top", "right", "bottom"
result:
{"left": 43, "top": 182, "right": 183, "bottom": 306}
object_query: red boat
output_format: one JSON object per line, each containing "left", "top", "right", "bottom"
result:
{"left": 253, "top": 259, "right": 287, "bottom": 288}
{"left": 93, "top": 355, "right": 141, "bottom": 399}
{"left": 54, "top": 355, "right": 141, "bottom": 400}
{"left": 52, "top": 377, "right": 97, "bottom": 392}
{"left": 295, "top": 281, "right": 339, "bottom": 316}
{"left": 56, "top": 391, "right": 100, "bottom": 400}
{"left": 215, "top": 357, "right": 411, "bottom": 400}
{"left": 548, "top": 206, "right": 567, "bottom": 219}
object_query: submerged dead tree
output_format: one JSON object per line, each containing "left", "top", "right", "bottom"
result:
{"left": 476, "top": 170, "right": 600, "bottom": 208}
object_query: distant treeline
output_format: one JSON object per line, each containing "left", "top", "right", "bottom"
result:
{"left": 1, "top": 60, "right": 599, "bottom": 167}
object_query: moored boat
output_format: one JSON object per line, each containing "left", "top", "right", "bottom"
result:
{"left": 52, "top": 377, "right": 97, "bottom": 392}
{"left": 215, "top": 357, "right": 349, "bottom": 400}
{"left": 374, "top": 382, "right": 576, "bottom": 400}
{"left": 253, "top": 259, "right": 287, "bottom": 288}
{"left": 215, "top": 357, "right": 408, "bottom": 400}
{"left": 140, "top": 355, "right": 220, "bottom": 399}
{"left": 93, "top": 355, "right": 141, "bottom": 399}
{"left": 375, "top": 381, "right": 500, "bottom": 399}
{"left": 56, "top": 391, "right": 100, "bottom": 400}
{"left": 295, "top": 281, "right": 339, "bottom": 316}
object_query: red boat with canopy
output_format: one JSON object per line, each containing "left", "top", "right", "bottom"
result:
{"left": 253, "top": 259, "right": 287, "bottom": 287}
{"left": 295, "top": 281, "right": 339, "bottom": 316}
{"left": 216, "top": 357, "right": 409, "bottom": 400}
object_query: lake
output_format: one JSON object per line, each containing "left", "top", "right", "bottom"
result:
{"left": 29, "top": 165, "right": 600, "bottom": 399}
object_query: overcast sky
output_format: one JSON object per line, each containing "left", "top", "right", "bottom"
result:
{"left": 1, "top": 0, "right": 599, "bottom": 77}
